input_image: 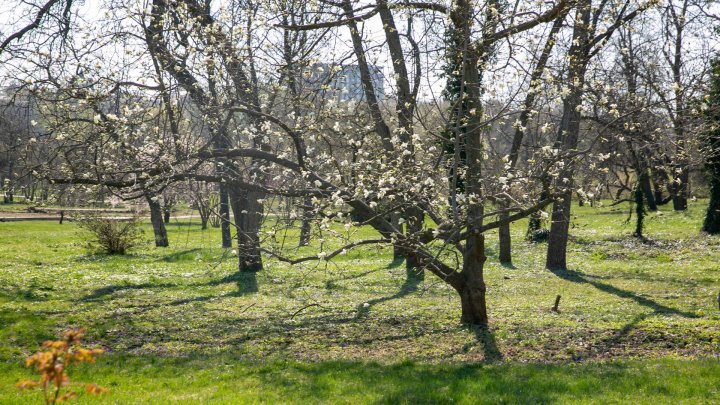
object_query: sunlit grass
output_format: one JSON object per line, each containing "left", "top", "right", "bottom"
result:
{"left": 0, "top": 199, "right": 719, "bottom": 402}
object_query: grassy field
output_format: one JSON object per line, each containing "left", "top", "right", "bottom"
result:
{"left": 0, "top": 200, "right": 719, "bottom": 403}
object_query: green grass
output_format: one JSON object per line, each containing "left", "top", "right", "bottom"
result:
{"left": 1, "top": 357, "right": 719, "bottom": 404}
{"left": 1, "top": 200, "right": 719, "bottom": 403}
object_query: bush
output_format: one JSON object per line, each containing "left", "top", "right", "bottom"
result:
{"left": 76, "top": 214, "right": 143, "bottom": 254}
{"left": 526, "top": 228, "right": 550, "bottom": 243}
{"left": 16, "top": 328, "right": 108, "bottom": 404}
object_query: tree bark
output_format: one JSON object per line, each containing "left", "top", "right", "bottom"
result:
{"left": 450, "top": 0, "right": 491, "bottom": 326}
{"left": 345, "top": 0, "right": 425, "bottom": 274}
{"left": 218, "top": 183, "right": 232, "bottom": 248}
{"left": 498, "top": 213, "right": 512, "bottom": 264}
{"left": 228, "top": 186, "right": 263, "bottom": 272}
{"left": 640, "top": 169, "right": 657, "bottom": 211}
{"left": 671, "top": 161, "right": 689, "bottom": 210}
{"left": 390, "top": 212, "right": 404, "bottom": 261}
{"left": 298, "top": 196, "right": 312, "bottom": 247}
{"left": 668, "top": 0, "right": 689, "bottom": 211}
{"left": 163, "top": 205, "right": 171, "bottom": 224}
{"left": 146, "top": 194, "right": 169, "bottom": 247}
{"left": 652, "top": 169, "right": 665, "bottom": 204}
{"left": 703, "top": 59, "right": 720, "bottom": 234}
{"left": 546, "top": 0, "right": 592, "bottom": 270}
{"left": 547, "top": 191, "right": 572, "bottom": 269}
{"left": 404, "top": 206, "right": 423, "bottom": 273}
{"left": 627, "top": 143, "right": 657, "bottom": 211}
{"left": 498, "top": 15, "right": 564, "bottom": 265}
{"left": 459, "top": 247, "right": 488, "bottom": 325}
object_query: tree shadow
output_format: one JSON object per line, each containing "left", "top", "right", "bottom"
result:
{"left": 472, "top": 326, "right": 504, "bottom": 363}
{"left": 189, "top": 270, "right": 258, "bottom": 295}
{"left": 161, "top": 248, "right": 202, "bottom": 262}
{"left": 549, "top": 268, "right": 697, "bottom": 318}
{"left": 386, "top": 256, "right": 405, "bottom": 269}
{"left": 355, "top": 272, "right": 423, "bottom": 319}
{"left": 222, "top": 271, "right": 259, "bottom": 295}
{"left": 337, "top": 268, "right": 380, "bottom": 282}
{"left": 75, "top": 252, "right": 148, "bottom": 262}
{"left": 578, "top": 313, "right": 649, "bottom": 360}
{"left": 81, "top": 282, "right": 176, "bottom": 301}
{"left": 484, "top": 245, "right": 497, "bottom": 259}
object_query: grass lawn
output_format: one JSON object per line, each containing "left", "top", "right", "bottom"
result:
{"left": 0, "top": 200, "right": 719, "bottom": 403}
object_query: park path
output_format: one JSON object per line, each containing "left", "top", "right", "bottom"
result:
{"left": 0, "top": 207, "right": 197, "bottom": 222}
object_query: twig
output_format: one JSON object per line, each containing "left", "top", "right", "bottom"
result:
{"left": 290, "top": 303, "right": 323, "bottom": 320}
{"left": 552, "top": 295, "right": 561, "bottom": 312}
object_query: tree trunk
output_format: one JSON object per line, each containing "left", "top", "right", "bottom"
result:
{"left": 702, "top": 146, "right": 720, "bottom": 235}
{"left": 219, "top": 183, "right": 232, "bottom": 248}
{"left": 703, "top": 59, "right": 720, "bottom": 234}
{"left": 346, "top": 0, "right": 425, "bottom": 276}
{"left": 497, "top": 15, "right": 566, "bottom": 260}
{"left": 545, "top": 0, "right": 592, "bottom": 271}
{"left": 547, "top": 191, "right": 572, "bottom": 269}
{"left": 404, "top": 206, "right": 424, "bottom": 276}
{"left": 228, "top": 186, "right": 263, "bottom": 272}
{"left": 298, "top": 197, "right": 312, "bottom": 247}
{"left": 672, "top": 164, "right": 689, "bottom": 211}
{"left": 146, "top": 195, "right": 169, "bottom": 247}
{"left": 628, "top": 145, "right": 657, "bottom": 211}
{"left": 668, "top": 1, "right": 689, "bottom": 212}
{"left": 640, "top": 169, "right": 657, "bottom": 211}
{"left": 163, "top": 205, "right": 171, "bottom": 224}
{"left": 498, "top": 212, "right": 512, "bottom": 265}
{"left": 704, "top": 177, "right": 720, "bottom": 233}
{"left": 448, "top": 0, "right": 492, "bottom": 326}
{"left": 651, "top": 159, "right": 675, "bottom": 205}
{"left": 652, "top": 173, "right": 665, "bottom": 204}
{"left": 459, "top": 235, "right": 488, "bottom": 326}
{"left": 390, "top": 212, "right": 404, "bottom": 261}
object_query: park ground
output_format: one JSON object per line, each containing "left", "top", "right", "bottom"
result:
{"left": 0, "top": 200, "right": 719, "bottom": 403}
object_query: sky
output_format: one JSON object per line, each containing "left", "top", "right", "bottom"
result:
{"left": 0, "top": 0, "right": 453, "bottom": 98}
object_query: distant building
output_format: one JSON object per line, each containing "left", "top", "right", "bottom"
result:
{"left": 304, "top": 63, "right": 384, "bottom": 102}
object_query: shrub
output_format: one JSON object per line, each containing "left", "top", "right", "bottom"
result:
{"left": 76, "top": 214, "right": 143, "bottom": 254}
{"left": 527, "top": 228, "right": 550, "bottom": 243}
{"left": 16, "top": 328, "right": 108, "bottom": 404}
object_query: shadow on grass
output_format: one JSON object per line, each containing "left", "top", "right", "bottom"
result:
{"left": 355, "top": 270, "right": 423, "bottom": 319}
{"left": 202, "top": 271, "right": 259, "bottom": 295}
{"left": 0, "top": 309, "right": 54, "bottom": 360}
{"left": 473, "top": 326, "right": 504, "bottom": 363}
{"left": 500, "top": 262, "right": 517, "bottom": 270}
{"left": 549, "top": 268, "right": 697, "bottom": 318}
{"left": 0, "top": 283, "right": 53, "bottom": 302}
{"left": 74, "top": 252, "right": 149, "bottom": 262}
{"left": 80, "top": 269, "right": 258, "bottom": 304}
{"left": 161, "top": 248, "right": 202, "bottom": 262}
{"left": 81, "top": 282, "right": 176, "bottom": 301}
{"left": 233, "top": 272, "right": 259, "bottom": 295}
{"left": 38, "top": 354, "right": 718, "bottom": 404}
{"left": 579, "top": 313, "right": 650, "bottom": 360}
{"left": 336, "top": 268, "right": 381, "bottom": 282}
{"left": 5, "top": 352, "right": 718, "bottom": 403}
{"left": 386, "top": 256, "right": 405, "bottom": 269}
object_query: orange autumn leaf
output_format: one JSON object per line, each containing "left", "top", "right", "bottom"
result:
{"left": 15, "top": 380, "right": 39, "bottom": 390}
{"left": 85, "top": 383, "right": 110, "bottom": 395}
{"left": 17, "top": 328, "right": 107, "bottom": 404}
{"left": 56, "top": 391, "right": 77, "bottom": 402}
